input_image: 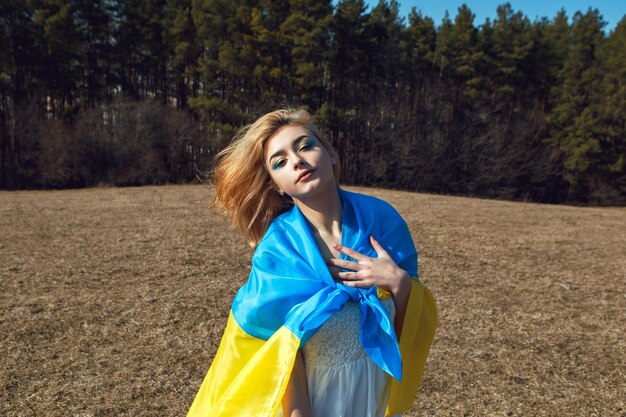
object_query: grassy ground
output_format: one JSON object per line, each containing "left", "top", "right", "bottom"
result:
{"left": 1, "top": 184, "right": 624, "bottom": 416}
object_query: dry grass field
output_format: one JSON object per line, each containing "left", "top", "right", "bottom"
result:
{"left": 1, "top": 184, "right": 625, "bottom": 417}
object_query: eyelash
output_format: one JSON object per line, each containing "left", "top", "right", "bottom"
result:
{"left": 300, "top": 139, "right": 315, "bottom": 150}
{"left": 272, "top": 160, "right": 286, "bottom": 170}
{"left": 271, "top": 139, "right": 315, "bottom": 170}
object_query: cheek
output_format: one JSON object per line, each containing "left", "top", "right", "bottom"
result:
{"left": 318, "top": 148, "right": 333, "bottom": 164}
{"left": 267, "top": 169, "right": 286, "bottom": 189}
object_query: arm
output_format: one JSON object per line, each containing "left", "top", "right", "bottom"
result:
{"left": 282, "top": 351, "right": 312, "bottom": 417}
{"left": 390, "top": 271, "right": 412, "bottom": 339}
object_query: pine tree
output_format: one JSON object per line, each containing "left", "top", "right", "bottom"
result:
{"left": 0, "top": 1, "right": 44, "bottom": 188}
{"left": 531, "top": 9, "right": 569, "bottom": 105}
{"left": 488, "top": 3, "right": 534, "bottom": 104}
{"left": 164, "top": 0, "right": 201, "bottom": 109}
{"left": 365, "top": 0, "right": 404, "bottom": 91}
{"left": 403, "top": 8, "right": 436, "bottom": 82}
{"left": 115, "top": 0, "right": 168, "bottom": 101}
{"left": 434, "top": 5, "right": 485, "bottom": 99}
{"left": 33, "top": 0, "right": 82, "bottom": 115}
{"left": 279, "top": 0, "right": 332, "bottom": 106}
{"left": 73, "top": 0, "right": 114, "bottom": 108}
{"left": 190, "top": 0, "right": 245, "bottom": 140}
{"left": 593, "top": 15, "right": 626, "bottom": 202}
{"left": 329, "top": 0, "right": 369, "bottom": 109}
{"left": 548, "top": 8, "right": 606, "bottom": 200}
{"left": 248, "top": 0, "right": 291, "bottom": 103}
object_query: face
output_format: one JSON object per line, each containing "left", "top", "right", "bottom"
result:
{"left": 264, "top": 125, "right": 336, "bottom": 202}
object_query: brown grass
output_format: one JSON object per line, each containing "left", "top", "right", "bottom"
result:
{"left": 1, "top": 184, "right": 624, "bottom": 417}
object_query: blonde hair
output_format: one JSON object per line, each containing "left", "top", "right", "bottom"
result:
{"left": 211, "top": 108, "right": 341, "bottom": 248}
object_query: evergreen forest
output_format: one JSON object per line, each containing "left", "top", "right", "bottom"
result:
{"left": 1, "top": 0, "right": 625, "bottom": 204}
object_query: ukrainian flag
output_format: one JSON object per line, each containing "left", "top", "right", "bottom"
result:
{"left": 187, "top": 189, "right": 438, "bottom": 417}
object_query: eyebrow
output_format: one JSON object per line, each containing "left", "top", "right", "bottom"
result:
{"left": 267, "top": 134, "right": 310, "bottom": 162}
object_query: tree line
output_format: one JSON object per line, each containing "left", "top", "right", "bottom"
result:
{"left": 1, "top": 0, "right": 624, "bottom": 204}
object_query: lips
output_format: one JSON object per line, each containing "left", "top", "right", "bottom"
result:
{"left": 297, "top": 169, "right": 315, "bottom": 183}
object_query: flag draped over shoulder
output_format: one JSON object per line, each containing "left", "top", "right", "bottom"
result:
{"left": 187, "top": 188, "right": 438, "bottom": 417}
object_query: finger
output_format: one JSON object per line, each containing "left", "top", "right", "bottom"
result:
{"left": 332, "top": 243, "right": 369, "bottom": 262}
{"left": 339, "top": 279, "right": 374, "bottom": 288}
{"left": 369, "top": 235, "right": 390, "bottom": 258}
{"left": 337, "top": 271, "right": 360, "bottom": 280}
{"left": 327, "top": 258, "right": 363, "bottom": 271}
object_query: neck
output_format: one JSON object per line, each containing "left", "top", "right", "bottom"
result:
{"left": 293, "top": 183, "right": 342, "bottom": 238}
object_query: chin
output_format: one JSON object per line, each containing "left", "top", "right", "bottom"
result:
{"left": 296, "top": 178, "right": 336, "bottom": 200}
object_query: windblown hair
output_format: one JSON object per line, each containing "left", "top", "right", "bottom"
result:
{"left": 211, "top": 108, "right": 341, "bottom": 248}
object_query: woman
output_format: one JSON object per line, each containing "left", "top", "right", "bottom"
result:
{"left": 187, "top": 108, "right": 437, "bottom": 417}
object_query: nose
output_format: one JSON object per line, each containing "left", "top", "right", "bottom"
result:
{"left": 293, "top": 156, "right": 306, "bottom": 169}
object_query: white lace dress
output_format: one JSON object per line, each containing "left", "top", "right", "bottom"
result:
{"left": 279, "top": 297, "right": 401, "bottom": 417}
